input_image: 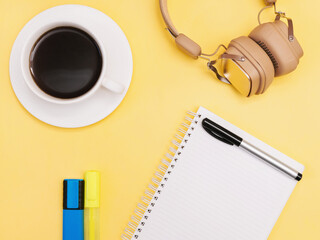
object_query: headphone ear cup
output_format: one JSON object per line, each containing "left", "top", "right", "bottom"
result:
{"left": 223, "top": 36, "right": 274, "bottom": 96}
{"left": 249, "top": 20, "right": 303, "bottom": 77}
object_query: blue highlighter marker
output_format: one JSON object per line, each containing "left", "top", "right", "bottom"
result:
{"left": 63, "top": 179, "right": 84, "bottom": 240}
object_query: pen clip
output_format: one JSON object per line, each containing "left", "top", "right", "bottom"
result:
{"left": 203, "top": 125, "right": 234, "bottom": 146}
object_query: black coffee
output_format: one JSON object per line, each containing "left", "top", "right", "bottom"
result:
{"left": 29, "top": 27, "right": 103, "bottom": 99}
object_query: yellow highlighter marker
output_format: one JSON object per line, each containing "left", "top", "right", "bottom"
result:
{"left": 84, "top": 171, "right": 100, "bottom": 240}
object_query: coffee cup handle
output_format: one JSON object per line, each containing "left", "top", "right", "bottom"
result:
{"left": 102, "top": 78, "right": 124, "bottom": 94}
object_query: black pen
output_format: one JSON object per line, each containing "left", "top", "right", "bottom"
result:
{"left": 202, "top": 118, "right": 302, "bottom": 181}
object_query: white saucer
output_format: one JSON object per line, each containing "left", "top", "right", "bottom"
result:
{"left": 9, "top": 5, "right": 133, "bottom": 128}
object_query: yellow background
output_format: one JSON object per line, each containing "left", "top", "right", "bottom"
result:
{"left": 0, "top": 0, "right": 319, "bottom": 239}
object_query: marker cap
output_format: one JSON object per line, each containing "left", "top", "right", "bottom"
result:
{"left": 63, "top": 179, "right": 84, "bottom": 210}
{"left": 85, "top": 171, "right": 100, "bottom": 208}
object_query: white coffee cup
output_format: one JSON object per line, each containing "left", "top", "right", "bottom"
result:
{"left": 21, "top": 22, "right": 124, "bottom": 104}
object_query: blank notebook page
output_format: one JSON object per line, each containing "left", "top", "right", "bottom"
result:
{"left": 131, "top": 107, "right": 304, "bottom": 240}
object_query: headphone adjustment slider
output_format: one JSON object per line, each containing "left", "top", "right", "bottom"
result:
{"left": 207, "top": 61, "right": 231, "bottom": 85}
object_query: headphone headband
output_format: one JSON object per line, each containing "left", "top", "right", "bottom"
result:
{"left": 159, "top": 0, "right": 202, "bottom": 58}
{"left": 159, "top": 0, "right": 278, "bottom": 59}
{"left": 159, "top": 0, "right": 179, "bottom": 37}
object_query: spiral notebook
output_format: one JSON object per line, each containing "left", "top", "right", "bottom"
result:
{"left": 122, "top": 107, "right": 304, "bottom": 240}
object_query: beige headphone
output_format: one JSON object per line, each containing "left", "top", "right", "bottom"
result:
{"left": 159, "top": 0, "right": 303, "bottom": 97}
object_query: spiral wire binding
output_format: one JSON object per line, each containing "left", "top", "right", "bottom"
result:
{"left": 121, "top": 111, "right": 201, "bottom": 240}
